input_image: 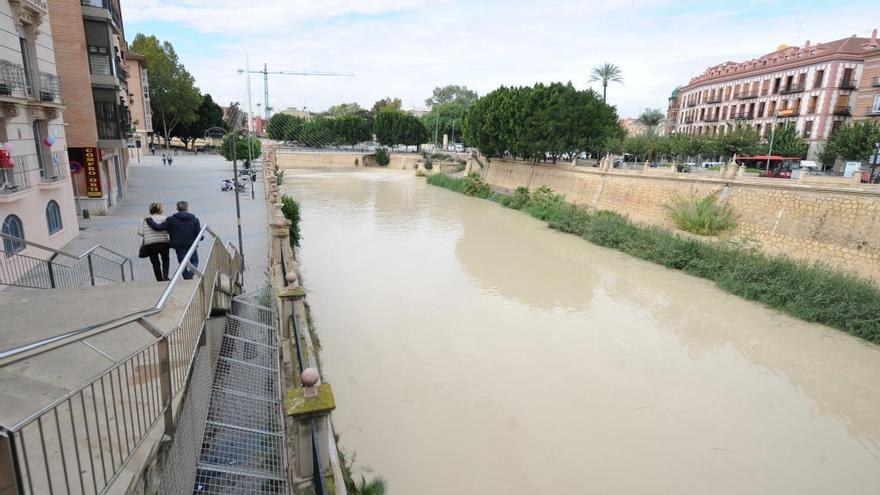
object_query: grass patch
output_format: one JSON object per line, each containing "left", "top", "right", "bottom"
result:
{"left": 666, "top": 192, "right": 736, "bottom": 236}
{"left": 427, "top": 172, "right": 491, "bottom": 198}
{"left": 426, "top": 181, "right": 880, "bottom": 344}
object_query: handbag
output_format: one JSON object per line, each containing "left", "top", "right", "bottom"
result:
{"left": 138, "top": 221, "right": 149, "bottom": 258}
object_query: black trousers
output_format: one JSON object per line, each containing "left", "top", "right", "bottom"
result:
{"left": 146, "top": 242, "right": 170, "bottom": 281}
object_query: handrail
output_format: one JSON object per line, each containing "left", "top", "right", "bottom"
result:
{"left": 0, "top": 224, "right": 236, "bottom": 361}
{"left": 0, "top": 231, "right": 129, "bottom": 263}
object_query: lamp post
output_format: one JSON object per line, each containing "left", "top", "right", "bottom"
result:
{"left": 206, "top": 126, "right": 245, "bottom": 261}
{"left": 765, "top": 115, "right": 778, "bottom": 174}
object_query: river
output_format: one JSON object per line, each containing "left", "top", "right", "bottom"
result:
{"left": 283, "top": 168, "right": 880, "bottom": 494}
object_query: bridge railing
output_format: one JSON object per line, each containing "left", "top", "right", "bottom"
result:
{"left": 0, "top": 225, "right": 243, "bottom": 495}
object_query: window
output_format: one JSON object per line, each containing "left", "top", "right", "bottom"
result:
{"left": 2, "top": 215, "right": 24, "bottom": 255}
{"left": 803, "top": 120, "right": 813, "bottom": 138}
{"left": 757, "top": 101, "right": 765, "bottom": 118}
{"left": 873, "top": 94, "right": 880, "bottom": 114}
{"left": 808, "top": 95, "right": 818, "bottom": 114}
{"left": 88, "top": 45, "right": 112, "bottom": 76}
{"left": 814, "top": 69, "right": 824, "bottom": 89}
{"left": 18, "top": 25, "right": 35, "bottom": 95}
{"left": 46, "top": 200, "right": 62, "bottom": 234}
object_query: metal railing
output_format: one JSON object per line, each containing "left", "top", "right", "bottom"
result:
{"left": 0, "top": 231, "right": 132, "bottom": 289}
{"left": 0, "top": 61, "right": 33, "bottom": 99}
{"left": 833, "top": 105, "right": 852, "bottom": 116}
{"left": 40, "top": 152, "right": 69, "bottom": 183}
{"left": 780, "top": 83, "right": 806, "bottom": 94}
{"left": 0, "top": 225, "right": 244, "bottom": 495}
{"left": 0, "top": 163, "right": 31, "bottom": 194}
{"left": 838, "top": 80, "right": 856, "bottom": 90}
{"left": 736, "top": 90, "right": 759, "bottom": 99}
{"left": 38, "top": 72, "right": 61, "bottom": 104}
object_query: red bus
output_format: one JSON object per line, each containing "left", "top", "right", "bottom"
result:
{"left": 736, "top": 156, "right": 803, "bottom": 178}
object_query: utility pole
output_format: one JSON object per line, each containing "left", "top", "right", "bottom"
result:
{"left": 765, "top": 116, "right": 777, "bottom": 173}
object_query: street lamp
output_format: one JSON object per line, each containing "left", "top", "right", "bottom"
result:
{"left": 236, "top": 65, "right": 257, "bottom": 200}
{"left": 206, "top": 126, "right": 245, "bottom": 261}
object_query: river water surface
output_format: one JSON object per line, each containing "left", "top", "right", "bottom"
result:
{"left": 284, "top": 168, "right": 880, "bottom": 494}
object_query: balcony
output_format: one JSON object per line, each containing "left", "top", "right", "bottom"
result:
{"left": 39, "top": 152, "right": 68, "bottom": 183}
{"left": 38, "top": 72, "right": 61, "bottom": 104}
{"left": 80, "top": 0, "right": 122, "bottom": 32}
{"left": 706, "top": 96, "right": 723, "bottom": 104}
{"left": 838, "top": 80, "right": 857, "bottom": 90}
{"left": 0, "top": 157, "right": 33, "bottom": 195}
{"left": 686, "top": 101, "right": 697, "bottom": 107}
{"left": 703, "top": 115, "right": 719, "bottom": 122}
{"left": 733, "top": 112, "right": 754, "bottom": 120}
{"left": 833, "top": 105, "right": 852, "bottom": 116}
{"left": 776, "top": 108, "right": 799, "bottom": 117}
{"left": 0, "top": 61, "right": 33, "bottom": 99}
{"left": 736, "top": 90, "right": 759, "bottom": 99}
{"left": 684, "top": 116, "right": 694, "bottom": 124}
{"left": 779, "top": 83, "right": 806, "bottom": 94}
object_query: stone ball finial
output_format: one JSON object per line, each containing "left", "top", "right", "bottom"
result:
{"left": 285, "top": 271, "right": 298, "bottom": 284}
{"left": 301, "top": 368, "right": 320, "bottom": 387}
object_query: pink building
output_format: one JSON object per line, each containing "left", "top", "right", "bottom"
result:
{"left": 669, "top": 30, "right": 880, "bottom": 159}
{"left": 1, "top": 0, "right": 78, "bottom": 272}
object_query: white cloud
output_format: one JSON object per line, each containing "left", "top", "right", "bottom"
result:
{"left": 123, "top": 0, "right": 879, "bottom": 118}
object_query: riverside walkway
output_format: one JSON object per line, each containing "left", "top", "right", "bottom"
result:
{"left": 62, "top": 152, "right": 269, "bottom": 289}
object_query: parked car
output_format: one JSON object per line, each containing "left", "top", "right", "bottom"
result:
{"left": 701, "top": 161, "right": 724, "bottom": 168}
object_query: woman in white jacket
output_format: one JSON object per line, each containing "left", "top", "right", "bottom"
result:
{"left": 138, "top": 202, "right": 171, "bottom": 281}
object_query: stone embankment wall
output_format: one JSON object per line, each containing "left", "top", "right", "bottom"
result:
{"left": 476, "top": 159, "right": 880, "bottom": 281}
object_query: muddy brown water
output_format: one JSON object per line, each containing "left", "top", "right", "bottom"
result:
{"left": 283, "top": 168, "right": 880, "bottom": 495}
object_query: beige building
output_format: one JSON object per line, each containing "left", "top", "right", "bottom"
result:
{"left": 0, "top": 0, "right": 79, "bottom": 265}
{"left": 124, "top": 51, "right": 152, "bottom": 156}
{"left": 853, "top": 45, "right": 880, "bottom": 121}
{"left": 669, "top": 31, "right": 880, "bottom": 158}
{"left": 48, "top": 0, "right": 131, "bottom": 215}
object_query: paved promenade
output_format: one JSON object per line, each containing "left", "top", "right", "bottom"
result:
{"left": 62, "top": 152, "right": 269, "bottom": 289}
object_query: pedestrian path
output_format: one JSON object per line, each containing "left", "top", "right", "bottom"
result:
{"left": 63, "top": 153, "right": 268, "bottom": 289}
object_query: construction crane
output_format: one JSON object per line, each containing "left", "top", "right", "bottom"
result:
{"left": 240, "top": 64, "right": 355, "bottom": 121}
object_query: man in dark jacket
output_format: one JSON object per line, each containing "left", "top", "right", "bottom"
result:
{"left": 146, "top": 201, "right": 201, "bottom": 279}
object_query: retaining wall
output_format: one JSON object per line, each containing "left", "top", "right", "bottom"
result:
{"left": 479, "top": 159, "right": 880, "bottom": 281}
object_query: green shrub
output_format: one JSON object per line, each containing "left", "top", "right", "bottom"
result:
{"left": 506, "top": 186, "right": 531, "bottom": 210}
{"left": 426, "top": 173, "right": 465, "bottom": 193}
{"left": 274, "top": 169, "right": 285, "bottom": 186}
{"left": 666, "top": 192, "right": 736, "bottom": 236}
{"left": 281, "top": 194, "right": 302, "bottom": 247}
{"left": 374, "top": 148, "right": 390, "bottom": 166}
{"left": 462, "top": 172, "right": 491, "bottom": 198}
{"left": 524, "top": 185, "right": 567, "bottom": 222}
{"left": 423, "top": 158, "right": 433, "bottom": 170}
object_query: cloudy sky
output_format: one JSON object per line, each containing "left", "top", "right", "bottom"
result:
{"left": 122, "top": 0, "right": 877, "bottom": 118}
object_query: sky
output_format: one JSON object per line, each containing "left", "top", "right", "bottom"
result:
{"left": 122, "top": 0, "right": 879, "bottom": 119}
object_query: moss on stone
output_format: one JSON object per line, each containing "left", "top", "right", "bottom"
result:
{"left": 285, "top": 384, "right": 336, "bottom": 417}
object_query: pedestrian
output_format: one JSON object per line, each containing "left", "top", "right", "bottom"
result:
{"left": 146, "top": 201, "right": 201, "bottom": 280}
{"left": 168, "top": 155, "right": 174, "bottom": 166}
{"left": 149, "top": 143, "right": 155, "bottom": 155}
{"left": 161, "top": 154, "right": 167, "bottom": 166}
{"left": 138, "top": 202, "right": 171, "bottom": 281}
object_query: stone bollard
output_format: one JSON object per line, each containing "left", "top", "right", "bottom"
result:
{"left": 736, "top": 165, "right": 747, "bottom": 178}
{"left": 669, "top": 163, "right": 677, "bottom": 174}
{"left": 851, "top": 167, "right": 864, "bottom": 186}
{"left": 643, "top": 162, "right": 650, "bottom": 173}
{"left": 286, "top": 369, "right": 335, "bottom": 484}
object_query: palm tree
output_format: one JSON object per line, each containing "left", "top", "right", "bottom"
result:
{"left": 355, "top": 475, "right": 387, "bottom": 495}
{"left": 589, "top": 63, "right": 624, "bottom": 102}
{"left": 637, "top": 108, "right": 665, "bottom": 136}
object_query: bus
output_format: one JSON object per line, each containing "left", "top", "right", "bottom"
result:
{"left": 736, "top": 156, "right": 805, "bottom": 178}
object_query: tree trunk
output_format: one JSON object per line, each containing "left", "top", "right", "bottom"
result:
{"left": 162, "top": 113, "right": 171, "bottom": 153}
{"left": 603, "top": 82, "right": 607, "bottom": 102}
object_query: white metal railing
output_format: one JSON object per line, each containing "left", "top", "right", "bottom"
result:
{"left": 0, "top": 225, "right": 243, "bottom": 495}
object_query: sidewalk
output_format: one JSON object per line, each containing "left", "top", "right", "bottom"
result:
{"left": 62, "top": 153, "right": 268, "bottom": 289}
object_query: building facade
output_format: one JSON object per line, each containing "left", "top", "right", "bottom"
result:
{"left": 124, "top": 51, "right": 151, "bottom": 157}
{"left": 669, "top": 31, "right": 879, "bottom": 159}
{"left": 0, "top": 0, "right": 79, "bottom": 265}
{"left": 853, "top": 45, "right": 880, "bottom": 122}
{"left": 48, "top": 0, "right": 131, "bottom": 215}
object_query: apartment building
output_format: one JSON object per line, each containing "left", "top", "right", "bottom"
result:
{"left": 125, "top": 51, "right": 152, "bottom": 156}
{"left": 48, "top": 0, "right": 131, "bottom": 215}
{"left": 853, "top": 45, "right": 880, "bottom": 121}
{"left": 0, "top": 0, "right": 79, "bottom": 261}
{"left": 668, "top": 30, "right": 880, "bottom": 158}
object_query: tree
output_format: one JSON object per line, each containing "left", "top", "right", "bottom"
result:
{"left": 463, "top": 83, "right": 620, "bottom": 163}
{"left": 716, "top": 125, "right": 759, "bottom": 159}
{"left": 824, "top": 120, "right": 880, "bottom": 163}
{"left": 374, "top": 110, "right": 427, "bottom": 150}
{"left": 765, "top": 123, "right": 808, "bottom": 159}
{"left": 130, "top": 34, "right": 200, "bottom": 151}
{"left": 326, "top": 102, "right": 364, "bottom": 118}
{"left": 172, "top": 93, "right": 226, "bottom": 149}
{"left": 371, "top": 97, "right": 402, "bottom": 115}
{"left": 330, "top": 114, "right": 372, "bottom": 145}
{"left": 589, "top": 62, "right": 624, "bottom": 102}
{"left": 636, "top": 108, "right": 665, "bottom": 136}
{"left": 224, "top": 102, "right": 245, "bottom": 131}
{"left": 220, "top": 133, "right": 262, "bottom": 162}
{"left": 425, "top": 85, "right": 478, "bottom": 107}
